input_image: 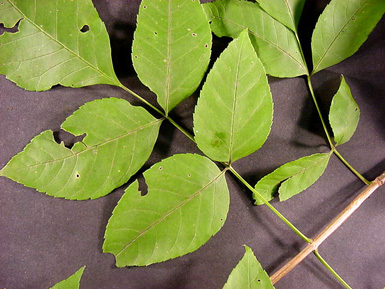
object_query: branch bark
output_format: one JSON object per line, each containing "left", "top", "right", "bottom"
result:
{"left": 270, "top": 172, "right": 385, "bottom": 284}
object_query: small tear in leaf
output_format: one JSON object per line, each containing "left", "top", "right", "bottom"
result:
{"left": 80, "top": 25, "right": 90, "bottom": 33}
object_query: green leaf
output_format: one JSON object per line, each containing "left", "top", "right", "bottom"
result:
{"left": 0, "top": 98, "right": 162, "bottom": 200}
{"left": 254, "top": 153, "right": 331, "bottom": 204}
{"left": 329, "top": 76, "right": 360, "bottom": 146}
{"left": 255, "top": 0, "right": 306, "bottom": 32}
{"left": 311, "top": 0, "right": 385, "bottom": 74}
{"left": 0, "top": 0, "right": 119, "bottom": 91}
{"left": 132, "top": 0, "right": 212, "bottom": 114}
{"left": 103, "top": 154, "right": 229, "bottom": 267}
{"left": 203, "top": 0, "right": 308, "bottom": 78}
{"left": 223, "top": 246, "right": 274, "bottom": 289}
{"left": 50, "top": 266, "right": 85, "bottom": 289}
{"left": 193, "top": 30, "right": 273, "bottom": 163}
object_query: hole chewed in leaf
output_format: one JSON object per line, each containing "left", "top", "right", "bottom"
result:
{"left": 80, "top": 24, "right": 90, "bottom": 33}
{"left": 191, "top": 33, "right": 197, "bottom": 37}
{"left": 53, "top": 130, "right": 86, "bottom": 149}
{"left": 0, "top": 20, "right": 21, "bottom": 35}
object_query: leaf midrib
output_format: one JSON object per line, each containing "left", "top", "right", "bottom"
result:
{"left": 284, "top": 153, "right": 330, "bottom": 182}
{"left": 3, "top": 118, "right": 162, "bottom": 173}
{"left": 115, "top": 169, "right": 227, "bottom": 259}
{"left": 228, "top": 38, "right": 243, "bottom": 164}
{"left": 7, "top": 0, "right": 119, "bottom": 85}
{"left": 165, "top": 0, "right": 172, "bottom": 114}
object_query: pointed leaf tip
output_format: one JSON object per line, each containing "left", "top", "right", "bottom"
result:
{"left": 103, "top": 154, "right": 230, "bottom": 267}
{"left": 223, "top": 245, "right": 274, "bottom": 289}
{"left": 194, "top": 30, "right": 273, "bottom": 163}
{"left": 50, "top": 266, "right": 85, "bottom": 289}
{"left": 329, "top": 76, "right": 360, "bottom": 146}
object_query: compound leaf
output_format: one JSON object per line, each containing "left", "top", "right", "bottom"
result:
{"left": 194, "top": 30, "right": 273, "bottom": 163}
{"left": 223, "top": 246, "right": 274, "bottom": 289}
{"left": 256, "top": 0, "right": 306, "bottom": 32}
{"left": 254, "top": 153, "right": 331, "bottom": 204}
{"left": 0, "top": 0, "right": 119, "bottom": 91}
{"left": 0, "top": 98, "right": 162, "bottom": 200}
{"left": 50, "top": 266, "right": 85, "bottom": 289}
{"left": 329, "top": 76, "right": 360, "bottom": 146}
{"left": 311, "top": 0, "right": 385, "bottom": 74}
{"left": 132, "top": 0, "right": 212, "bottom": 114}
{"left": 203, "top": 0, "right": 308, "bottom": 78}
{"left": 103, "top": 154, "right": 229, "bottom": 267}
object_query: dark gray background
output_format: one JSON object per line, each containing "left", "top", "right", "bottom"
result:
{"left": 1, "top": 1, "right": 384, "bottom": 288}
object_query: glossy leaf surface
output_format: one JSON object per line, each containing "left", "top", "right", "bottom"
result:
{"left": 203, "top": 0, "right": 307, "bottom": 77}
{"left": 132, "top": 0, "right": 212, "bottom": 113}
{"left": 254, "top": 153, "right": 331, "bottom": 204}
{"left": 223, "top": 246, "right": 274, "bottom": 289}
{"left": 311, "top": 0, "right": 385, "bottom": 74}
{"left": 103, "top": 154, "right": 229, "bottom": 266}
{"left": 50, "top": 266, "right": 85, "bottom": 289}
{"left": 256, "top": 0, "right": 306, "bottom": 32}
{"left": 0, "top": 0, "right": 119, "bottom": 91}
{"left": 329, "top": 76, "right": 360, "bottom": 146}
{"left": 194, "top": 30, "right": 273, "bottom": 163}
{"left": 0, "top": 98, "right": 162, "bottom": 200}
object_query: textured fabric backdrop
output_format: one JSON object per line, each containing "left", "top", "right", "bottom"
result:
{"left": 0, "top": 1, "right": 384, "bottom": 288}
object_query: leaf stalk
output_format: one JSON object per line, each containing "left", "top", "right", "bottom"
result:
{"left": 228, "top": 165, "right": 312, "bottom": 244}
{"left": 313, "top": 250, "right": 352, "bottom": 289}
